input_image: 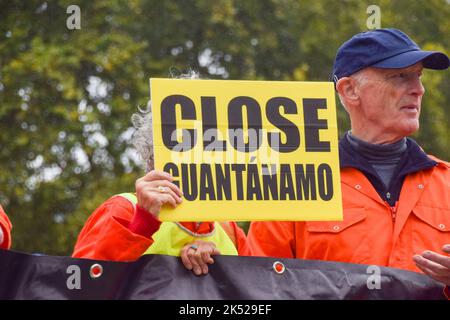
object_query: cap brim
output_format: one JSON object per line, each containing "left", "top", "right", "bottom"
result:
{"left": 372, "top": 50, "right": 450, "bottom": 70}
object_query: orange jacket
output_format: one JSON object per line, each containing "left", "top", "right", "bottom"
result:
{"left": 248, "top": 157, "right": 450, "bottom": 274}
{"left": 0, "top": 205, "right": 12, "bottom": 249}
{"left": 73, "top": 195, "right": 251, "bottom": 261}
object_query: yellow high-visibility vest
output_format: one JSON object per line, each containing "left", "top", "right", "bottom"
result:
{"left": 117, "top": 193, "right": 238, "bottom": 256}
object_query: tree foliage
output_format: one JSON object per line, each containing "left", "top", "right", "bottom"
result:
{"left": 0, "top": 0, "right": 448, "bottom": 255}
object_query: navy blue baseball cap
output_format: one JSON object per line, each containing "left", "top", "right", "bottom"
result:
{"left": 332, "top": 28, "right": 449, "bottom": 84}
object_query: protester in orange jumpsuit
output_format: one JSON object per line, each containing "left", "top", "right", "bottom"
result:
{"left": 247, "top": 29, "right": 450, "bottom": 297}
{"left": 73, "top": 72, "right": 251, "bottom": 276}
{"left": 0, "top": 205, "right": 12, "bottom": 250}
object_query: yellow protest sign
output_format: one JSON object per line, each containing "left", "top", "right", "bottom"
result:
{"left": 150, "top": 78, "right": 342, "bottom": 221}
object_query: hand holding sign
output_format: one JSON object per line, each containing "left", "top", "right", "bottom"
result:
{"left": 135, "top": 170, "right": 183, "bottom": 216}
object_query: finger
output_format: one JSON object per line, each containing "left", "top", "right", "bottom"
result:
{"left": 416, "top": 263, "right": 440, "bottom": 280}
{"left": 159, "top": 180, "right": 183, "bottom": 197}
{"left": 153, "top": 192, "right": 177, "bottom": 208}
{"left": 146, "top": 193, "right": 177, "bottom": 214}
{"left": 442, "top": 244, "right": 450, "bottom": 254}
{"left": 196, "top": 249, "right": 210, "bottom": 274}
{"left": 211, "top": 247, "right": 221, "bottom": 256}
{"left": 142, "top": 170, "right": 173, "bottom": 182}
{"left": 194, "top": 247, "right": 211, "bottom": 275}
{"left": 202, "top": 264, "right": 209, "bottom": 275}
{"left": 415, "top": 262, "right": 449, "bottom": 285}
{"left": 144, "top": 183, "right": 181, "bottom": 205}
{"left": 136, "top": 178, "right": 183, "bottom": 205}
{"left": 136, "top": 182, "right": 180, "bottom": 206}
{"left": 193, "top": 246, "right": 207, "bottom": 268}
{"left": 200, "top": 249, "right": 214, "bottom": 266}
{"left": 205, "top": 245, "right": 221, "bottom": 265}
{"left": 421, "top": 251, "right": 450, "bottom": 269}
{"left": 180, "top": 246, "right": 193, "bottom": 270}
{"left": 151, "top": 180, "right": 183, "bottom": 200}
{"left": 187, "top": 248, "right": 202, "bottom": 276}
{"left": 413, "top": 254, "right": 448, "bottom": 273}
{"left": 205, "top": 245, "right": 221, "bottom": 264}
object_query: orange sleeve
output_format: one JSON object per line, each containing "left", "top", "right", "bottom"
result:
{"left": 229, "top": 222, "right": 252, "bottom": 256}
{"left": 247, "top": 221, "right": 296, "bottom": 258}
{"left": 72, "top": 196, "right": 153, "bottom": 261}
{"left": 0, "top": 205, "right": 12, "bottom": 249}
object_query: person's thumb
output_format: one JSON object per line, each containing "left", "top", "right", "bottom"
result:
{"left": 442, "top": 244, "right": 450, "bottom": 253}
{"left": 211, "top": 247, "right": 221, "bottom": 256}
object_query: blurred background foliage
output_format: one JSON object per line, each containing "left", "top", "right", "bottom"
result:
{"left": 0, "top": 0, "right": 448, "bottom": 255}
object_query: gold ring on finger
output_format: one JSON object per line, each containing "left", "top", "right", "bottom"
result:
{"left": 157, "top": 186, "right": 169, "bottom": 193}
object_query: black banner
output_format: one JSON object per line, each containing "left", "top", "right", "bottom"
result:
{"left": 0, "top": 249, "right": 445, "bottom": 300}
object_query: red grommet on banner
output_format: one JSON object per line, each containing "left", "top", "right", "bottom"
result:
{"left": 273, "top": 261, "right": 285, "bottom": 274}
{"left": 90, "top": 263, "right": 103, "bottom": 279}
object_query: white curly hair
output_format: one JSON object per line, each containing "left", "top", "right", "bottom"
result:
{"left": 131, "top": 70, "right": 202, "bottom": 172}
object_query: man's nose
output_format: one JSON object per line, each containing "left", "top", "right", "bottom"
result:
{"left": 409, "top": 76, "right": 425, "bottom": 96}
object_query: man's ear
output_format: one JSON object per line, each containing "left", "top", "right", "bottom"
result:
{"left": 336, "top": 77, "right": 360, "bottom": 107}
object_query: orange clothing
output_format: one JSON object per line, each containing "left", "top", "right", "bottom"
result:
{"left": 248, "top": 158, "right": 450, "bottom": 274}
{"left": 73, "top": 195, "right": 251, "bottom": 261}
{"left": 0, "top": 205, "right": 12, "bottom": 249}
